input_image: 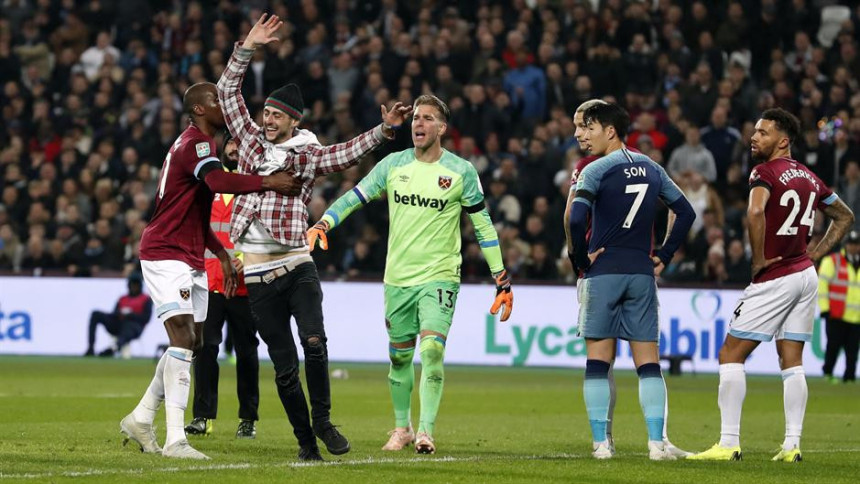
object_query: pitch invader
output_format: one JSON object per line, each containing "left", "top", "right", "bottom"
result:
{"left": 119, "top": 82, "right": 299, "bottom": 459}
{"left": 570, "top": 102, "right": 695, "bottom": 460}
{"left": 564, "top": 99, "right": 690, "bottom": 458}
{"left": 689, "top": 109, "right": 854, "bottom": 462}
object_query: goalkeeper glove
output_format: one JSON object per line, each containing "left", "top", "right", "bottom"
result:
{"left": 490, "top": 270, "right": 513, "bottom": 322}
{"left": 307, "top": 220, "right": 329, "bottom": 251}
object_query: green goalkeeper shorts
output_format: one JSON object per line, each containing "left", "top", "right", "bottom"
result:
{"left": 384, "top": 281, "right": 460, "bottom": 343}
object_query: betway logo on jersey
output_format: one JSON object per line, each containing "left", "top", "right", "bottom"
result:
{"left": 393, "top": 190, "right": 448, "bottom": 211}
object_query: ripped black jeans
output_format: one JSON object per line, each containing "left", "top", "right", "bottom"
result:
{"left": 247, "top": 261, "right": 331, "bottom": 447}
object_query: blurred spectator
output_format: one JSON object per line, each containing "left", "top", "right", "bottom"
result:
{"left": 838, "top": 160, "right": 860, "bottom": 231}
{"left": 628, "top": 112, "right": 668, "bottom": 153}
{"left": 523, "top": 241, "right": 558, "bottom": 281}
{"left": 668, "top": 125, "right": 717, "bottom": 183}
{"left": 700, "top": 106, "right": 741, "bottom": 185}
{"left": 79, "top": 31, "right": 121, "bottom": 81}
{"left": 0, "top": 0, "right": 852, "bottom": 286}
{"left": 725, "top": 239, "right": 752, "bottom": 284}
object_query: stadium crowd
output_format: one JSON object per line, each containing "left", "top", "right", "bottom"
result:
{"left": 1, "top": 0, "right": 860, "bottom": 286}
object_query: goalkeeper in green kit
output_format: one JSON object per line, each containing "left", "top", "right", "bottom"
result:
{"left": 307, "top": 94, "right": 513, "bottom": 455}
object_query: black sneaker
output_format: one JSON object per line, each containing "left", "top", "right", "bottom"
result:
{"left": 298, "top": 444, "right": 324, "bottom": 461}
{"left": 185, "top": 417, "right": 213, "bottom": 436}
{"left": 314, "top": 424, "right": 350, "bottom": 455}
{"left": 236, "top": 419, "right": 256, "bottom": 439}
{"left": 98, "top": 348, "right": 115, "bottom": 357}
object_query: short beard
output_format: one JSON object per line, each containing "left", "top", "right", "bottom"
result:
{"left": 751, "top": 147, "right": 771, "bottom": 162}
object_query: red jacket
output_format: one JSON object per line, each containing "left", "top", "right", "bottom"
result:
{"left": 205, "top": 193, "right": 248, "bottom": 296}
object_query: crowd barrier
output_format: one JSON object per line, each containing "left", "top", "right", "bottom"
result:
{"left": 0, "top": 277, "right": 840, "bottom": 376}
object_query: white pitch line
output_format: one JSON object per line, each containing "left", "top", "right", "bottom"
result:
{"left": 0, "top": 453, "right": 580, "bottom": 480}
{"left": 3, "top": 449, "right": 860, "bottom": 480}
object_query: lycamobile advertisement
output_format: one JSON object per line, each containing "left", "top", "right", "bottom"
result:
{"left": 0, "top": 278, "right": 837, "bottom": 376}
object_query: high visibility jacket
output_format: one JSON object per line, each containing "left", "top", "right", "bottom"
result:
{"left": 818, "top": 250, "right": 860, "bottom": 324}
{"left": 205, "top": 192, "right": 247, "bottom": 296}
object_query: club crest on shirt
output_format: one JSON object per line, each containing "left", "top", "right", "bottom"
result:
{"left": 196, "top": 142, "right": 210, "bottom": 158}
{"left": 438, "top": 176, "right": 452, "bottom": 190}
{"left": 749, "top": 168, "right": 760, "bottom": 183}
{"left": 179, "top": 288, "right": 191, "bottom": 301}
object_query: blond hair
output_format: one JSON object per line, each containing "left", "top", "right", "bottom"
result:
{"left": 413, "top": 94, "right": 450, "bottom": 122}
{"left": 574, "top": 99, "right": 607, "bottom": 115}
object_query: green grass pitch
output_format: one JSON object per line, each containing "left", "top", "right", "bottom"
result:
{"left": 0, "top": 356, "right": 858, "bottom": 483}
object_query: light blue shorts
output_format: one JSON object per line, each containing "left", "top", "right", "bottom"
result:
{"left": 577, "top": 274, "right": 659, "bottom": 342}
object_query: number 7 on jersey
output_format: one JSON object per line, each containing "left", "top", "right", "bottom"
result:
{"left": 623, "top": 184, "right": 648, "bottom": 229}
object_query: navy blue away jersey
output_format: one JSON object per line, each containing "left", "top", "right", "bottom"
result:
{"left": 573, "top": 148, "right": 684, "bottom": 277}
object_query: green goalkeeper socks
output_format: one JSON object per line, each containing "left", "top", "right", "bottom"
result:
{"left": 418, "top": 336, "right": 446, "bottom": 436}
{"left": 388, "top": 345, "right": 415, "bottom": 428}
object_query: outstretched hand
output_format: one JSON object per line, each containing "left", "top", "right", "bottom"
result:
{"left": 381, "top": 102, "right": 413, "bottom": 128}
{"left": 242, "top": 13, "right": 284, "bottom": 50}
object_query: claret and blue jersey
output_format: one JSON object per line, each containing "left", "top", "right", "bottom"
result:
{"left": 571, "top": 147, "right": 689, "bottom": 277}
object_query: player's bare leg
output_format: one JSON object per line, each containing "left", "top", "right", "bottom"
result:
{"left": 383, "top": 337, "right": 417, "bottom": 451}
{"left": 584, "top": 338, "right": 615, "bottom": 459}
{"left": 773, "top": 339, "right": 806, "bottom": 462}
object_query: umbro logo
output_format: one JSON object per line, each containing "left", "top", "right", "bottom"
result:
{"left": 399, "top": 174, "right": 410, "bottom": 183}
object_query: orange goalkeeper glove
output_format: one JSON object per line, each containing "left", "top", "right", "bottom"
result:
{"left": 307, "top": 220, "right": 329, "bottom": 251}
{"left": 490, "top": 270, "right": 513, "bottom": 322}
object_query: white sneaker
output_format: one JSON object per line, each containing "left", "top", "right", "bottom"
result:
{"left": 592, "top": 442, "right": 614, "bottom": 459}
{"left": 663, "top": 439, "right": 693, "bottom": 458}
{"left": 382, "top": 427, "right": 415, "bottom": 451}
{"left": 162, "top": 439, "right": 210, "bottom": 460}
{"left": 120, "top": 414, "right": 162, "bottom": 454}
{"left": 648, "top": 440, "right": 678, "bottom": 461}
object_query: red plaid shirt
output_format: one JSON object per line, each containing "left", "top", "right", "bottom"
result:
{"left": 217, "top": 43, "right": 391, "bottom": 248}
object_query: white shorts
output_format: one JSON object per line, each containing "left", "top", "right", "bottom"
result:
{"left": 140, "top": 260, "right": 208, "bottom": 322}
{"left": 729, "top": 266, "right": 818, "bottom": 342}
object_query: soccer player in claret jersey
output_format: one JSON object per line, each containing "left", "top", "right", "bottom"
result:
{"left": 570, "top": 102, "right": 696, "bottom": 460}
{"left": 307, "top": 94, "right": 513, "bottom": 455}
{"left": 119, "top": 82, "right": 300, "bottom": 460}
{"left": 564, "top": 99, "right": 689, "bottom": 458}
{"left": 689, "top": 109, "right": 854, "bottom": 462}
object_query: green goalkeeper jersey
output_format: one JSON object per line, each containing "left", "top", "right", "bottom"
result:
{"left": 321, "top": 148, "right": 503, "bottom": 287}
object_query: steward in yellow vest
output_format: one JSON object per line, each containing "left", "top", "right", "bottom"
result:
{"left": 817, "top": 230, "right": 860, "bottom": 383}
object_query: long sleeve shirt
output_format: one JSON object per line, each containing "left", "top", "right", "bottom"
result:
{"left": 217, "top": 43, "right": 391, "bottom": 247}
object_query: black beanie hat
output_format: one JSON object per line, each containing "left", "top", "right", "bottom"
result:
{"left": 265, "top": 84, "right": 304, "bottom": 120}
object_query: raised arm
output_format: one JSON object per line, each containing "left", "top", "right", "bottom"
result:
{"left": 308, "top": 102, "right": 412, "bottom": 177}
{"left": 307, "top": 157, "right": 391, "bottom": 250}
{"left": 216, "top": 14, "right": 283, "bottom": 153}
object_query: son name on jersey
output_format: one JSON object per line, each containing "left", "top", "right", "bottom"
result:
{"left": 624, "top": 166, "right": 647, "bottom": 178}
